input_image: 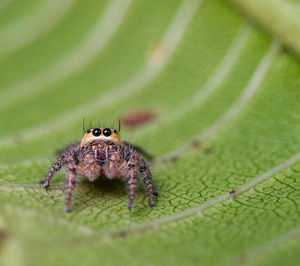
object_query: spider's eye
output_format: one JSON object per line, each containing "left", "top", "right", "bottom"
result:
{"left": 112, "top": 128, "right": 117, "bottom": 133}
{"left": 103, "top": 128, "right": 111, "bottom": 137}
{"left": 92, "top": 128, "right": 101, "bottom": 136}
{"left": 87, "top": 129, "right": 91, "bottom": 133}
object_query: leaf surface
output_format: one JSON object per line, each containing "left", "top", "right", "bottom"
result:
{"left": 0, "top": 0, "right": 300, "bottom": 265}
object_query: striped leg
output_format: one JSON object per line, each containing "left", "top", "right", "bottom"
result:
{"left": 139, "top": 157, "right": 157, "bottom": 207}
{"left": 127, "top": 158, "right": 138, "bottom": 210}
{"left": 40, "top": 154, "right": 65, "bottom": 188}
{"left": 65, "top": 169, "right": 76, "bottom": 212}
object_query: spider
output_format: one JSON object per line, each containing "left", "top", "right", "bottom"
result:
{"left": 40, "top": 124, "right": 158, "bottom": 212}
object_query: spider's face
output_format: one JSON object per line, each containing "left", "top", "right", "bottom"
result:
{"left": 80, "top": 128, "right": 122, "bottom": 147}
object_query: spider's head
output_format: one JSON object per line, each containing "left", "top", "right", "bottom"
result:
{"left": 80, "top": 128, "right": 122, "bottom": 148}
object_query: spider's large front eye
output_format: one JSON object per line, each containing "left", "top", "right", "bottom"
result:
{"left": 103, "top": 128, "right": 111, "bottom": 137}
{"left": 92, "top": 128, "right": 101, "bottom": 136}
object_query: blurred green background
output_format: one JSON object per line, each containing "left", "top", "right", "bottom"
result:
{"left": 0, "top": 0, "right": 300, "bottom": 265}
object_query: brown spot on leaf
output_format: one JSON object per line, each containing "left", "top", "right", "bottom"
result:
{"left": 118, "top": 230, "right": 127, "bottom": 238}
{"left": 111, "top": 230, "right": 127, "bottom": 238}
{"left": 147, "top": 43, "right": 166, "bottom": 65}
{"left": 0, "top": 230, "right": 8, "bottom": 243}
{"left": 204, "top": 147, "right": 213, "bottom": 154}
{"left": 170, "top": 155, "right": 178, "bottom": 162}
{"left": 229, "top": 189, "right": 236, "bottom": 195}
{"left": 191, "top": 139, "right": 202, "bottom": 148}
{"left": 122, "top": 110, "right": 155, "bottom": 128}
{"left": 225, "top": 219, "right": 233, "bottom": 225}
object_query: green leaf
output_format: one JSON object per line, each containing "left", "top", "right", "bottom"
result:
{"left": 0, "top": 0, "right": 300, "bottom": 265}
{"left": 230, "top": 0, "right": 300, "bottom": 58}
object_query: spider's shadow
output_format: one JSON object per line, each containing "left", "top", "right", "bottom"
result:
{"left": 78, "top": 176, "right": 145, "bottom": 196}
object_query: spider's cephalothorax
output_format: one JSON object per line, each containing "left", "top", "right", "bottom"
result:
{"left": 40, "top": 127, "right": 158, "bottom": 212}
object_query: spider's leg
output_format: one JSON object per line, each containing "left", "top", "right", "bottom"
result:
{"left": 65, "top": 169, "right": 76, "bottom": 212}
{"left": 123, "top": 141, "right": 154, "bottom": 161}
{"left": 40, "top": 154, "right": 66, "bottom": 188}
{"left": 139, "top": 157, "right": 157, "bottom": 206}
{"left": 56, "top": 141, "right": 80, "bottom": 156}
{"left": 126, "top": 157, "right": 138, "bottom": 210}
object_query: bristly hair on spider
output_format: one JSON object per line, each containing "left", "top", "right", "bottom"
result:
{"left": 82, "top": 117, "right": 86, "bottom": 133}
{"left": 82, "top": 118, "right": 121, "bottom": 134}
{"left": 41, "top": 120, "right": 158, "bottom": 212}
{"left": 116, "top": 118, "right": 121, "bottom": 133}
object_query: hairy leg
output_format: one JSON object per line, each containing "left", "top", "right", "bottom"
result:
{"left": 56, "top": 142, "right": 80, "bottom": 157}
{"left": 126, "top": 157, "right": 138, "bottom": 210}
{"left": 123, "top": 141, "right": 154, "bottom": 161}
{"left": 40, "top": 154, "right": 66, "bottom": 188}
{"left": 139, "top": 157, "right": 158, "bottom": 206}
{"left": 65, "top": 169, "right": 76, "bottom": 212}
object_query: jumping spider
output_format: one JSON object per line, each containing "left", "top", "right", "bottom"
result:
{"left": 40, "top": 125, "right": 158, "bottom": 212}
